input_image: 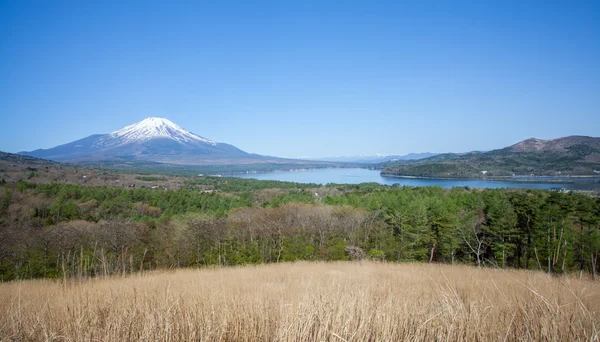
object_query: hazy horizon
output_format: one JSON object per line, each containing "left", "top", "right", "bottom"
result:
{"left": 2, "top": 1, "right": 599, "bottom": 158}
{"left": 6, "top": 115, "right": 562, "bottom": 159}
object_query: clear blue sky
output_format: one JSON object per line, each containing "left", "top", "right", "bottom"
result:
{"left": 1, "top": 0, "right": 599, "bottom": 157}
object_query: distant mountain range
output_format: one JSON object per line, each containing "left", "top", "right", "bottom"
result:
{"left": 381, "top": 136, "right": 600, "bottom": 178}
{"left": 18, "top": 117, "right": 439, "bottom": 167}
{"left": 300, "top": 153, "right": 439, "bottom": 164}
{"left": 20, "top": 118, "right": 290, "bottom": 165}
{"left": 16, "top": 119, "right": 600, "bottom": 178}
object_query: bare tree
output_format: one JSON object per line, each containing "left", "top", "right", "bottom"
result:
{"left": 458, "top": 210, "right": 487, "bottom": 267}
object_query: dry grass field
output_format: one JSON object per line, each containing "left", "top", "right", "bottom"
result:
{"left": 1, "top": 262, "right": 599, "bottom": 341}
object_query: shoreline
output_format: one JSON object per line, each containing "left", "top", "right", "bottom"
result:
{"left": 380, "top": 173, "right": 600, "bottom": 183}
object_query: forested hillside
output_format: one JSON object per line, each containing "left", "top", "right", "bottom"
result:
{"left": 1, "top": 179, "right": 599, "bottom": 281}
{"left": 381, "top": 135, "right": 600, "bottom": 178}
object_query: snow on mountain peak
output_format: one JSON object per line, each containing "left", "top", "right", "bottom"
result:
{"left": 94, "top": 117, "right": 217, "bottom": 147}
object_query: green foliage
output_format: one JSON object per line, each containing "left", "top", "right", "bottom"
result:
{"left": 17, "top": 180, "right": 36, "bottom": 192}
{"left": 326, "top": 238, "right": 348, "bottom": 261}
{"left": 48, "top": 199, "right": 78, "bottom": 224}
{"left": 0, "top": 187, "right": 10, "bottom": 214}
{"left": 1, "top": 180, "right": 599, "bottom": 281}
{"left": 383, "top": 163, "right": 478, "bottom": 178}
{"left": 282, "top": 236, "right": 316, "bottom": 261}
{"left": 135, "top": 176, "right": 165, "bottom": 182}
{"left": 29, "top": 182, "right": 252, "bottom": 220}
{"left": 368, "top": 249, "right": 386, "bottom": 260}
{"left": 185, "top": 177, "right": 319, "bottom": 192}
{"left": 263, "top": 190, "right": 314, "bottom": 207}
{"left": 483, "top": 190, "right": 518, "bottom": 266}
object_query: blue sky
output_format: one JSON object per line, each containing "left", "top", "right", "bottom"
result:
{"left": 1, "top": 0, "right": 599, "bottom": 157}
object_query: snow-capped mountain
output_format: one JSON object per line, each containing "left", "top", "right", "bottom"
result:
{"left": 93, "top": 117, "right": 217, "bottom": 148}
{"left": 20, "top": 117, "right": 253, "bottom": 164}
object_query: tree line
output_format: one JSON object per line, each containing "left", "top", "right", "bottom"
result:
{"left": 0, "top": 180, "right": 599, "bottom": 280}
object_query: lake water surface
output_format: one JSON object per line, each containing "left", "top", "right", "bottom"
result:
{"left": 233, "top": 168, "right": 600, "bottom": 190}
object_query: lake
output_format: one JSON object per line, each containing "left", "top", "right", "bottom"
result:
{"left": 232, "top": 168, "right": 600, "bottom": 190}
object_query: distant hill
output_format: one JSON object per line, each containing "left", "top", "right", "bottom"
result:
{"left": 1, "top": 151, "right": 61, "bottom": 166}
{"left": 381, "top": 136, "right": 600, "bottom": 178}
{"left": 0, "top": 151, "right": 92, "bottom": 186}
{"left": 302, "top": 152, "right": 438, "bottom": 164}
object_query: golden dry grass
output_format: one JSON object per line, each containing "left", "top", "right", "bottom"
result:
{"left": 1, "top": 262, "right": 599, "bottom": 341}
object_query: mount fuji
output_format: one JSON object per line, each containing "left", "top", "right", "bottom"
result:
{"left": 20, "top": 118, "right": 262, "bottom": 164}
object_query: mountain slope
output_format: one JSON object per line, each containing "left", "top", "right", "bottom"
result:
{"left": 1, "top": 150, "right": 61, "bottom": 166}
{"left": 507, "top": 136, "right": 600, "bottom": 153}
{"left": 21, "top": 118, "right": 256, "bottom": 164}
{"left": 381, "top": 136, "right": 600, "bottom": 178}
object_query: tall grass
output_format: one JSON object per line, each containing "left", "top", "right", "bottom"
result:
{"left": 1, "top": 262, "right": 599, "bottom": 341}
